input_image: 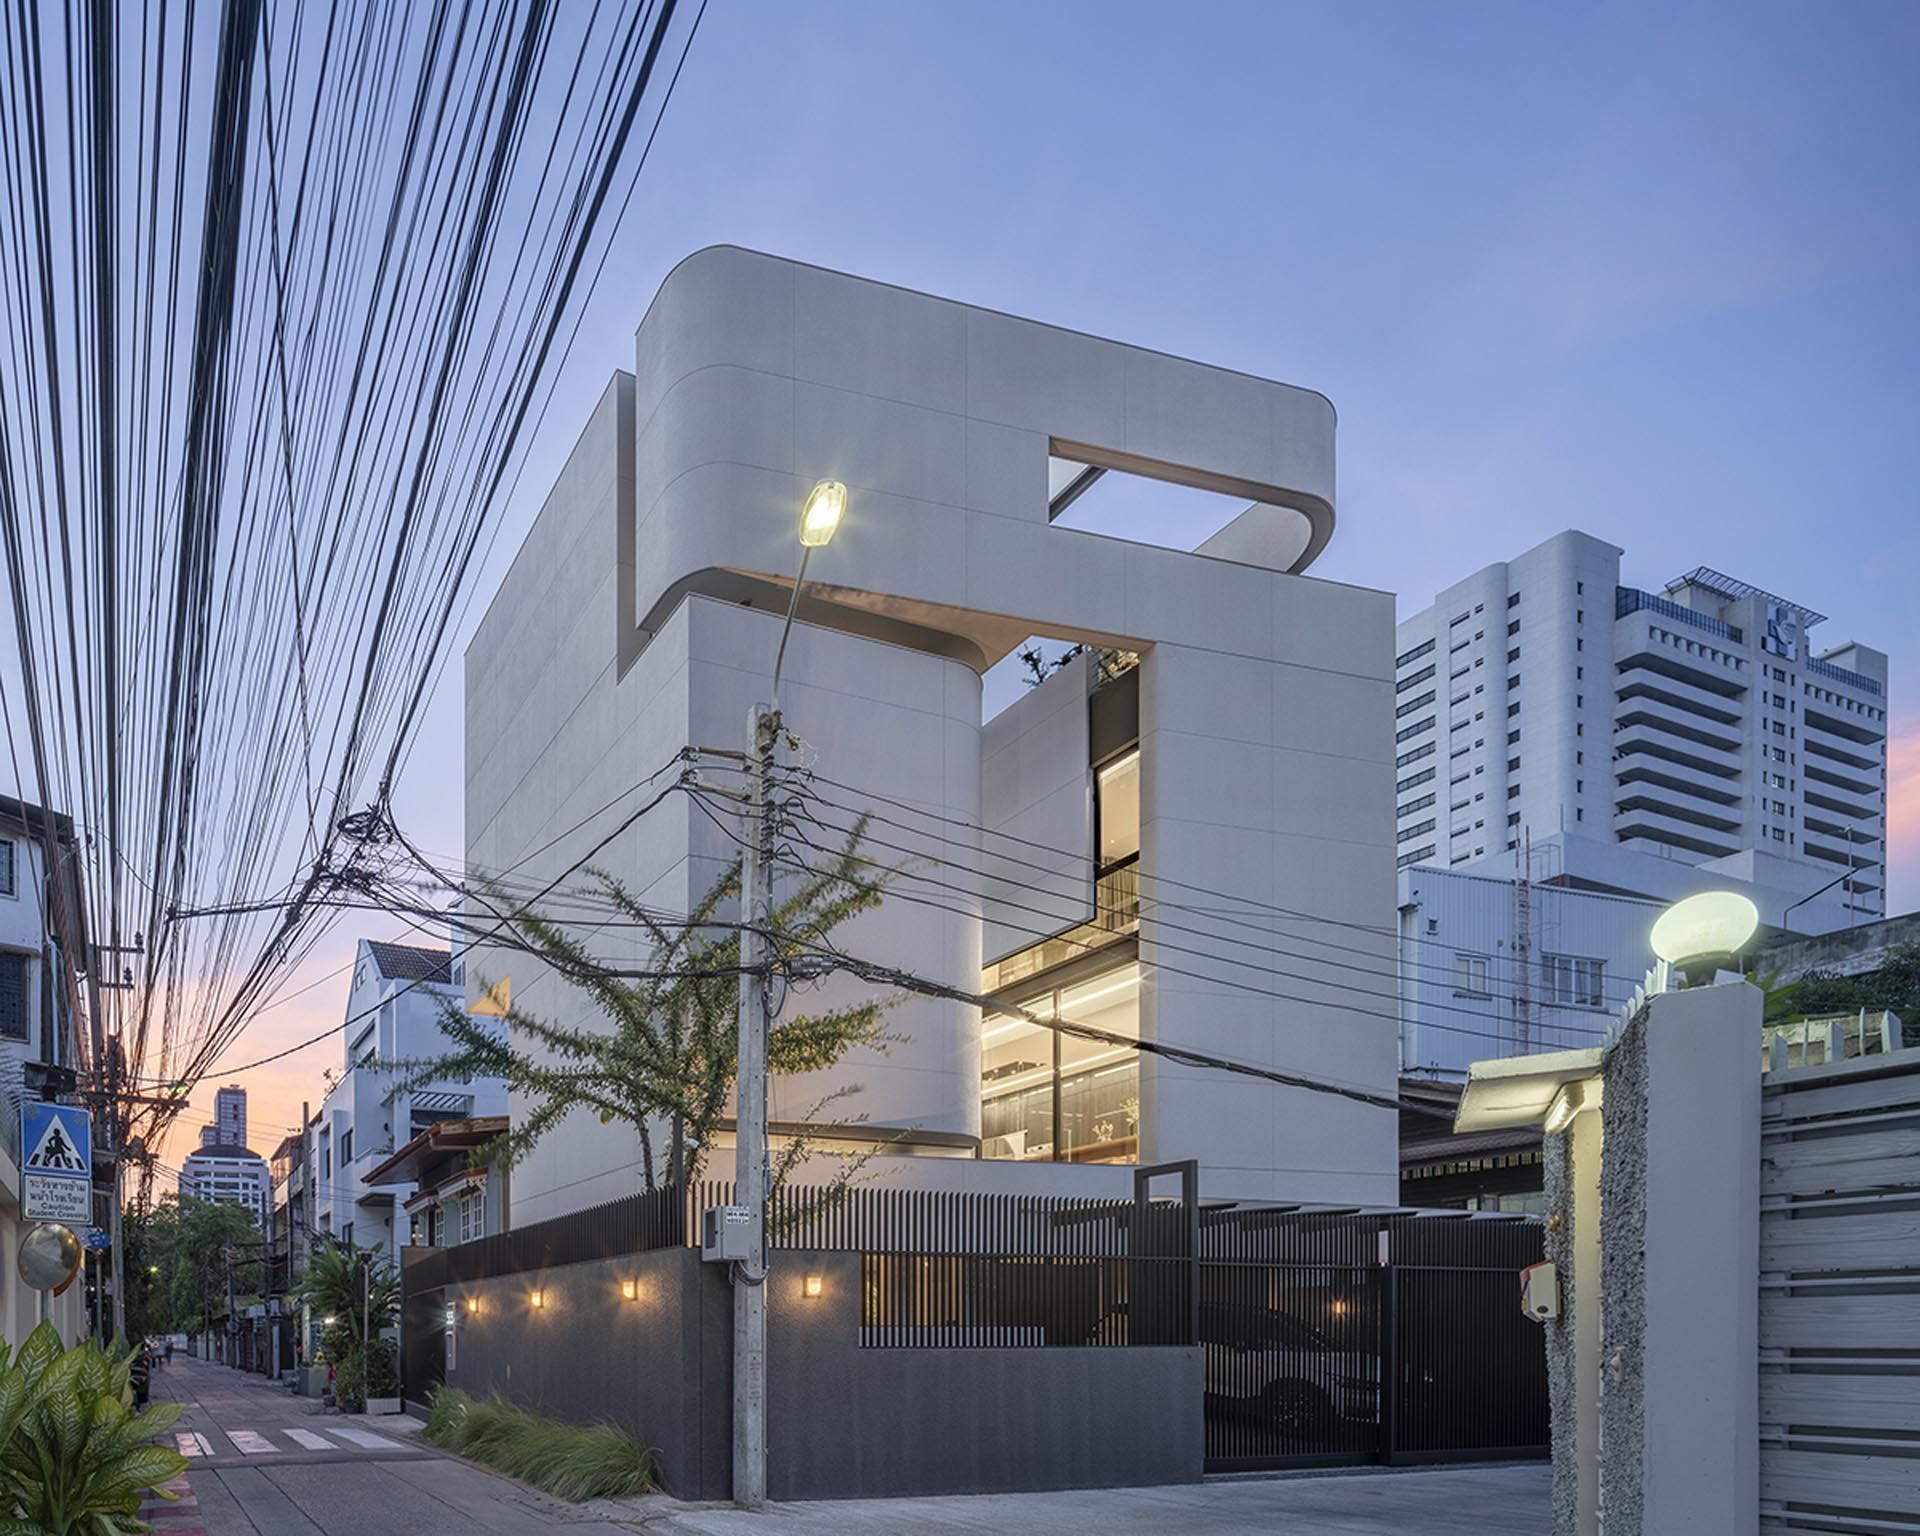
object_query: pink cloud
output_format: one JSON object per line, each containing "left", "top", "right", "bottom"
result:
{"left": 1886, "top": 714, "right": 1920, "bottom": 917}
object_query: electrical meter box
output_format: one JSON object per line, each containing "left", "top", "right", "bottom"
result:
{"left": 702, "top": 1205, "right": 755, "bottom": 1263}
{"left": 1520, "top": 1260, "right": 1560, "bottom": 1323}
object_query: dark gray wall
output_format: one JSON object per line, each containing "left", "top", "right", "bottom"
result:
{"left": 441, "top": 1247, "right": 731, "bottom": 1497}
{"left": 767, "top": 1251, "right": 1202, "bottom": 1500}
{"left": 431, "top": 1248, "right": 1203, "bottom": 1501}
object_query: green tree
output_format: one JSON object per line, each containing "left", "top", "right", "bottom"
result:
{"left": 413, "top": 819, "right": 902, "bottom": 1191}
{"left": 143, "top": 1196, "right": 265, "bottom": 1337}
{"left": 289, "top": 1239, "right": 399, "bottom": 1350}
{"left": 1759, "top": 939, "right": 1920, "bottom": 1047}
{"left": 290, "top": 1239, "right": 400, "bottom": 1410}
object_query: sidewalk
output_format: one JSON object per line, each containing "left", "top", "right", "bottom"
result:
{"left": 604, "top": 1462, "right": 1552, "bottom": 1534}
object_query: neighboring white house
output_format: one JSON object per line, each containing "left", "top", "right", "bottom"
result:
{"left": 465, "top": 246, "right": 1401, "bottom": 1214}
{"left": 0, "top": 796, "right": 90, "bottom": 1348}
{"left": 1394, "top": 827, "right": 1893, "bottom": 1078}
{"left": 1392, "top": 530, "right": 1889, "bottom": 925}
{"left": 177, "top": 1143, "right": 270, "bottom": 1225}
{"left": 310, "top": 940, "right": 507, "bottom": 1266}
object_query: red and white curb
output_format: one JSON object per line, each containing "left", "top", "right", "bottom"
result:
{"left": 138, "top": 1474, "right": 205, "bottom": 1535}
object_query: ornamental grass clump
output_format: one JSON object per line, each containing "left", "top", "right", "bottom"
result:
{"left": 420, "top": 1388, "right": 652, "bottom": 1501}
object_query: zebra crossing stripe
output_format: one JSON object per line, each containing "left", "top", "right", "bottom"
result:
{"left": 174, "top": 1433, "right": 215, "bottom": 1458}
{"left": 330, "top": 1427, "right": 397, "bottom": 1449}
{"left": 284, "top": 1429, "right": 334, "bottom": 1451}
{"left": 227, "top": 1430, "right": 278, "bottom": 1455}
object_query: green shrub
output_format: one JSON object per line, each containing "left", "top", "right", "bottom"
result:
{"left": 0, "top": 1322, "right": 189, "bottom": 1533}
{"left": 332, "top": 1340, "right": 399, "bottom": 1412}
{"left": 419, "top": 1388, "right": 652, "bottom": 1501}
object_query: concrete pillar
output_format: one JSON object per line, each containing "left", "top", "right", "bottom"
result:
{"left": 1598, "top": 982, "right": 1761, "bottom": 1535}
{"left": 1544, "top": 1104, "right": 1604, "bottom": 1536}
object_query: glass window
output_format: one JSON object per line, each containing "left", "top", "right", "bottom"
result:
{"left": 0, "top": 838, "right": 14, "bottom": 897}
{"left": 0, "top": 954, "right": 26, "bottom": 1041}
{"left": 1096, "top": 751, "right": 1140, "bottom": 870}
{"left": 982, "top": 963, "right": 1139, "bottom": 1165}
{"left": 1543, "top": 954, "right": 1605, "bottom": 1007}
{"left": 1057, "top": 967, "right": 1142, "bottom": 1163}
{"left": 980, "top": 993, "right": 1055, "bottom": 1161}
{"left": 1455, "top": 953, "right": 1491, "bottom": 997}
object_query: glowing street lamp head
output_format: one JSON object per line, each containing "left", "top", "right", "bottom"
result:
{"left": 1650, "top": 891, "right": 1760, "bottom": 973}
{"left": 798, "top": 480, "right": 846, "bottom": 548}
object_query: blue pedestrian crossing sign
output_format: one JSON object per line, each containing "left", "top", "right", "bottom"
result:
{"left": 21, "top": 1103, "right": 92, "bottom": 1223}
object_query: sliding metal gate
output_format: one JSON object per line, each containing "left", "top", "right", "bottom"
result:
{"left": 1200, "top": 1209, "right": 1548, "bottom": 1470}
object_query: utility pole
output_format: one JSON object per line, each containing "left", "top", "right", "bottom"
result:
{"left": 1515, "top": 829, "right": 1533, "bottom": 1055}
{"left": 729, "top": 478, "right": 843, "bottom": 1508}
{"left": 731, "top": 700, "right": 777, "bottom": 1509}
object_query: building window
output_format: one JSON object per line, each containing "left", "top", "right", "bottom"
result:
{"left": 1507, "top": 592, "right": 1520, "bottom": 609}
{"left": 0, "top": 839, "right": 14, "bottom": 898}
{"left": 983, "top": 961, "right": 1141, "bottom": 1165}
{"left": 1543, "top": 954, "right": 1605, "bottom": 1008}
{"left": 1455, "top": 953, "right": 1492, "bottom": 998}
{"left": 1095, "top": 750, "right": 1140, "bottom": 870}
{"left": 0, "top": 954, "right": 28, "bottom": 1042}
{"left": 459, "top": 1188, "right": 485, "bottom": 1244}
{"left": 341, "top": 1129, "right": 353, "bottom": 1164}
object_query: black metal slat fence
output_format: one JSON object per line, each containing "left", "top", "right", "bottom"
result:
{"left": 399, "top": 1179, "right": 1546, "bottom": 1468}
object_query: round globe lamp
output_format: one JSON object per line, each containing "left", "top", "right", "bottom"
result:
{"left": 1649, "top": 891, "right": 1760, "bottom": 986}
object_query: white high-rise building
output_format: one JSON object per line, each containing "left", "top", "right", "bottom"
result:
{"left": 178, "top": 1144, "right": 270, "bottom": 1226}
{"left": 1393, "top": 531, "right": 1889, "bottom": 925}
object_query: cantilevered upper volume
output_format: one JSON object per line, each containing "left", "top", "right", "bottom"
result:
{"left": 468, "top": 248, "right": 1400, "bottom": 1217}
{"left": 621, "top": 245, "right": 1342, "bottom": 676}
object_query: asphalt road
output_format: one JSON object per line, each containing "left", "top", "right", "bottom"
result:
{"left": 150, "top": 1355, "right": 617, "bottom": 1535}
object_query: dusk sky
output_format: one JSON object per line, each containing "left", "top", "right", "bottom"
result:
{"left": 173, "top": 1, "right": 1919, "bottom": 1159}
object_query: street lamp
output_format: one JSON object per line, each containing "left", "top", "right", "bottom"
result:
{"left": 731, "top": 478, "right": 846, "bottom": 1510}
{"left": 771, "top": 481, "right": 845, "bottom": 706}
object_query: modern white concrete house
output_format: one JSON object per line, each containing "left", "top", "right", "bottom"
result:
{"left": 1393, "top": 531, "right": 1889, "bottom": 923}
{"left": 0, "top": 797, "right": 89, "bottom": 1346}
{"left": 311, "top": 940, "right": 507, "bottom": 1265}
{"left": 465, "top": 246, "right": 1402, "bottom": 1215}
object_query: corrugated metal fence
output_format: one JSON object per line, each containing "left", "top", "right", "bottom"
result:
{"left": 1760, "top": 1048, "right": 1920, "bottom": 1529}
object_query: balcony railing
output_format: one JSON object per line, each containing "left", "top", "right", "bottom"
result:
{"left": 1805, "top": 656, "right": 1882, "bottom": 697}
{"left": 1615, "top": 587, "right": 1743, "bottom": 644}
{"left": 980, "top": 861, "right": 1139, "bottom": 993}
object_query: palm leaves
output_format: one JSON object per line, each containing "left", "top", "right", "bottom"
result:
{"left": 411, "top": 816, "right": 905, "bottom": 1192}
{"left": 290, "top": 1240, "right": 401, "bottom": 1347}
{"left": 0, "top": 1323, "right": 188, "bottom": 1534}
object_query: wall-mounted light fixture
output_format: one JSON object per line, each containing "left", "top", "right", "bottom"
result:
{"left": 803, "top": 1273, "right": 824, "bottom": 1299}
{"left": 530, "top": 1290, "right": 544, "bottom": 1309}
{"left": 466, "top": 1296, "right": 480, "bottom": 1315}
{"left": 621, "top": 1279, "right": 638, "bottom": 1302}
